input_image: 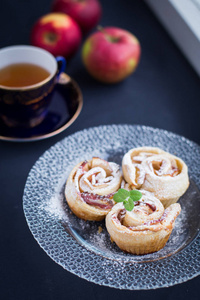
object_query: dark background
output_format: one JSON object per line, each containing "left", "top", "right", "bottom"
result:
{"left": 1, "top": 0, "right": 200, "bottom": 299}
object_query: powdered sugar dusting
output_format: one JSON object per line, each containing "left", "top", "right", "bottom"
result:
{"left": 39, "top": 171, "right": 68, "bottom": 221}
{"left": 40, "top": 150, "right": 110, "bottom": 221}
{"left": 39, "top": 164, "right": 199, "bottom": 263}
{"left": 23, "top": 125, "right": 200, "bottom": 290}
{"left": 38, "top": 143, "right": 199, "bottom": 263}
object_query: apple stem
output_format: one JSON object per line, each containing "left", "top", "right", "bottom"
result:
{"left": 97, "top": 25, "right": 120, "bottom": 43}
{"left": 97, "top": 25, "right": 106, "bottom": 33}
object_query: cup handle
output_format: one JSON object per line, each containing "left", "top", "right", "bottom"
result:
{"left": 56, "top": 56, "right": 66, "bottom": 79}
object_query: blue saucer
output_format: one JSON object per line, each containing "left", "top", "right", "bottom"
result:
{"left": 0, "top": 73, "right": 83, "bottom": 142}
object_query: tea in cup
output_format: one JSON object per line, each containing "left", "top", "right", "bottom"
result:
{"left": 0, "top": 45, "right": 66, "bottom": 128}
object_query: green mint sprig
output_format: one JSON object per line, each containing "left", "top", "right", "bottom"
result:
{"left": 113, "top": 189, "right": 142, "bottom": 211}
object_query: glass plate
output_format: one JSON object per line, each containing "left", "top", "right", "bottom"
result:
{"left": 23, "top": 125, "right": 200, "bottom": 290}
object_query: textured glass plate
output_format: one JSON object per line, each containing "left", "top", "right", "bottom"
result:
{"left": 23, "top": 125, "right": 200, "bottom": 290}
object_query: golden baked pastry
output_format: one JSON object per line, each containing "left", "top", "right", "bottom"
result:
{"left": 122, "top": 147, "right": 189, "bottom": 207}
{"left": 65, "top": 157, "right": 122, "bottom": 221}
{"left": 106, "top": 190, "right": 181, "bottom": 255}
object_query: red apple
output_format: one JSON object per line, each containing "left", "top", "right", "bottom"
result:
{"left": 51, "top": 0, "right": 102, "bottom": 34}
{"left": 82, "top": 27, "right": 141, "bottom": 83}
{"left": 30, "top": 13, "right": 82, "bottom": 58}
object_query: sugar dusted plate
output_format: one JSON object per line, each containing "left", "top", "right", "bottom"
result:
{"left": 23, "top": 125, "right": 200, "bottom": 290}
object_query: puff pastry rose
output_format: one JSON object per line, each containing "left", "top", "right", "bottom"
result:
{"left": 122, "top": 147, "right": 189, "bottom": 207}
{"left": 106, "top": 190, "right": 181, "bottom": 255}
{"left": 65, "top": 157, "right": 122, "bottom": 221}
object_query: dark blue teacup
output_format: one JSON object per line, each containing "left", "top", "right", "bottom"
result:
{"left": 0, "top": 45, "right": 66, "bottom": 128}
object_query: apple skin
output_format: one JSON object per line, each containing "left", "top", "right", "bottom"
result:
{"left": 82, "top": 27, "right": 141, "bottom": 83}
{"left": 30, "top": 13, "right": 82, "bottom": 58}
{"left": 51, "top": 0, "right": 102, "bottom": 34}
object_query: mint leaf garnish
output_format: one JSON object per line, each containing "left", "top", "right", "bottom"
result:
{"left": 113, "top": 188, "right": 129, "bottom": 202}
{"left": 129, "top": 190, "right": 143, "bottom": 201}
{"left": 113, "top": 189, "right": 142, "bottom": 211}
{"left": 123, "top": 198, "right": 134, "bottom": 211}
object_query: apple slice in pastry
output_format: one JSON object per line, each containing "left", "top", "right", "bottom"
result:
{"left": 65, "top": 157, "right": 122, "bottom": 221}
{"left": 106, "top": 190, "right": 181, "bottom": 255}
{"left": 122, "top": 147, "right": 189, "bottom": 207}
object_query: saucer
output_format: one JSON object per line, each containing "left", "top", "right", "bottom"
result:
{"left": 0, "top": 73, "right": 83, "bottom": 142}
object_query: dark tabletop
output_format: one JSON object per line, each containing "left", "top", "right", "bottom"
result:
{"left": 1, "top": 0, "right": 200, "bottom": 299}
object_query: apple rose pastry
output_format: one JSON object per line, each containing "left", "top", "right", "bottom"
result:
{"left": 65, "top": 157, "right": 122, "bottom": 221}
{"left": 106, "top": 190, "right": 181, "bottom": 255}
{"left": 122, "top": 147, "right": 189, "bottom": 207}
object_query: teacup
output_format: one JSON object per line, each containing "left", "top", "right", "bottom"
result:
{"left": 0, "top": 45, "right": 66, "bottom": 128}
